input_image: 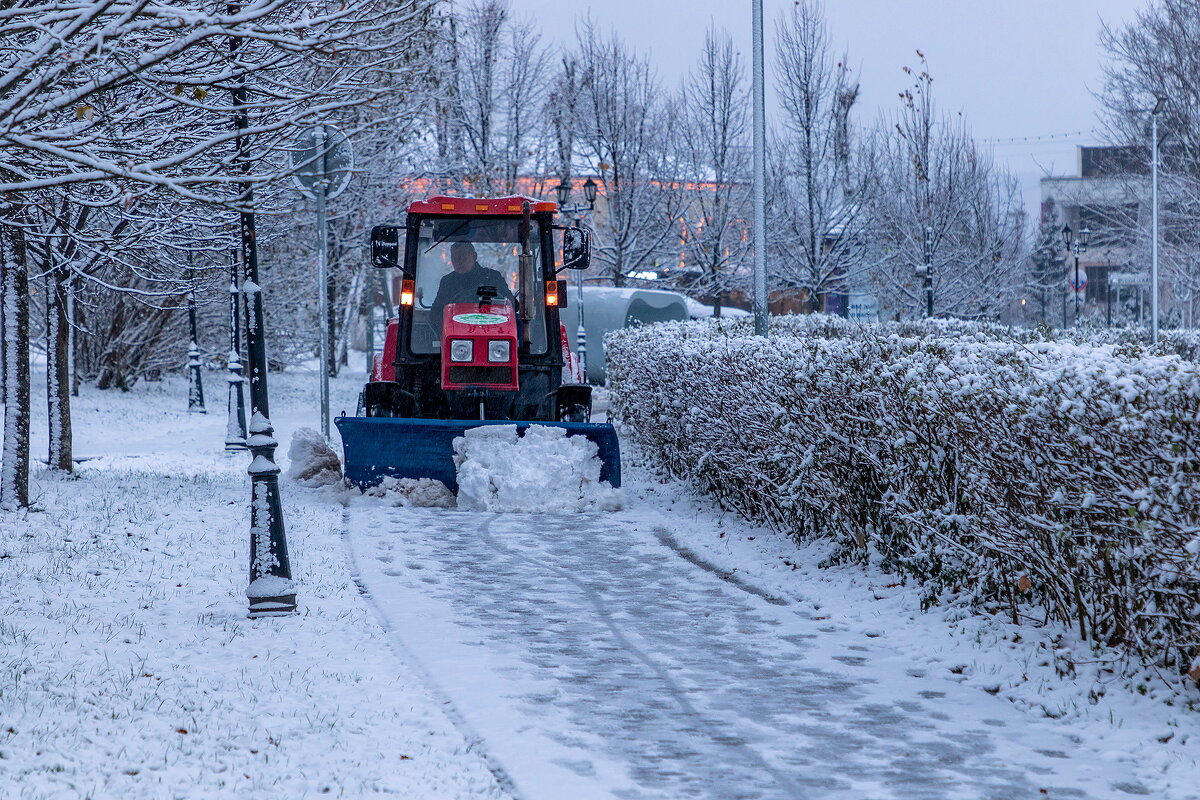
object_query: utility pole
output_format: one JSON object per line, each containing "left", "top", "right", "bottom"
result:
{"left": 291, "top": 124, "right": 351, "bottom": 436}
{"left": 316, "top": 126, "right": 331, "bottom": 440}
{"left": 751, "top": 0, "right": 768, "bottom": 337}
{"left": 230, "top": 3, "right": 295, "bottom": 618}
{"left": 1151, "top": 97, "right": 1165, "bottom": 343}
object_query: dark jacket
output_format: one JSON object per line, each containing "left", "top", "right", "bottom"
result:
{"left": 430, "top": 265, "right": 517, "bottom": 328}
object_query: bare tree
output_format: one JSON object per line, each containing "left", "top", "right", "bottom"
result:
{"left": 435, "top": 0, "right": 550, "bottom": 194}
{"left": 866, "top": 53, "right": 1025, "bottom": 320}
{"left": 677, "top": 28, "right": 751, "bottom": 315}
{"left": 574, "top": 21, "right": 684, "bottom": 285}
{"left": 768, "top": 1, "right": 869, "bottom": 310}
{"left": 548, "top": 57, "right": 580, "bottom": 188}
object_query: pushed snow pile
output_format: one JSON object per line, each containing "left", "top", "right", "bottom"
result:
{"left": 286, "top": 427, "right": 343, "bottom": 487}
{"left": 366, "top": 476, "right": 457, "bottom": 508}
{"left": 453, "top": 425, "right": 621, "bottom": 513}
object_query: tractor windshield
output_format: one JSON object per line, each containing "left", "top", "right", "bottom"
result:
{"left": 410, "top": 217, "right": 547, "bottom": 355}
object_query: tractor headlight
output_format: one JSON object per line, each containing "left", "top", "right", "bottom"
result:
{"left": 449, "top": 339, "right": 473, "bottom": 362}
{"left": 487, "top": 340, "right": 511, "bottom": 363}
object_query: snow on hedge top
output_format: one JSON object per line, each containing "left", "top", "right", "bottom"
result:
{"left": 453, "top": 425, "right": 621, "bottom": 513}
{"left": 604, "top": 312, "right": 1200, "bottom": 361}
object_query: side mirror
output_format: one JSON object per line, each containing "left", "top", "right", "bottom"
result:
{"left": 561, "top": 226, "right": 590, "bottom": 271}
{"left": 370, "top": 225, "right": 404, "bottom": 269}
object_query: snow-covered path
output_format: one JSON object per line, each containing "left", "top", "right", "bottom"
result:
{"left": 347, "top": 496, "right": 1170, "bottom": 800}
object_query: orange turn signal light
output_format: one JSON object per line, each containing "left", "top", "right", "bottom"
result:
{"left": 400, "top": 279, "right": 415, "bottom": 306}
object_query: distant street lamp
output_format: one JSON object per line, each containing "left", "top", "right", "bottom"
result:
{"left": 1151, "top": 95, "right": 1166, "bottom": 343}
{"left": 186, "top": 254, "right": 205, "bottom": 414}
{"left": 556, "top": 178, "right": 598, "bottom": 382}
{"left": 187, "top": 290, "right": 206, "bottom": 414}
{"left": 1062, "top": 223, "right": 1091, "bottom": 324}
{"left": 225, "top": 245, "right": 247, "bottom": 451}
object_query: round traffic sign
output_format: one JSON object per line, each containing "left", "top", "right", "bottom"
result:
{"left": 1068, "top": 270, "right": 1087, "bottom": 291}
{"left": 291, "top": 125, "right": 354, "bottom": 200}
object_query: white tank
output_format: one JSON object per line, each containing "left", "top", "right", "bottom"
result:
{"left": 558, "top": 286, "right": 689, "bottom": 383}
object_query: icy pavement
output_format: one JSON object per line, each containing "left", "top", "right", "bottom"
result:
{"left": 348, "top": 486, "right": 1200, "bottom": 800}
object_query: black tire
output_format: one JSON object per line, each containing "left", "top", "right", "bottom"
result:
{"left": 556, "top": 383, "right": 593, "bottom": 423}
{"left": 562, "top": 404, "right": 590, "bottom": 423}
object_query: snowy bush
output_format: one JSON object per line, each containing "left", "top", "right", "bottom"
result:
{"left": 608, "top": 315, "right": 1200, "bottom": 676}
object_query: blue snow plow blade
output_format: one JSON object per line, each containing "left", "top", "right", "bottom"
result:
{"left": 335, "top": 416, "right": 621, "bottom": 493}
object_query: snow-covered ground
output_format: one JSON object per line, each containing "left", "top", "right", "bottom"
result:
{"left": 2, "top": 369, "right": 508, "bottom": 799}
{"left": 3, "top": 365, "right": 1198, "bottom": 799}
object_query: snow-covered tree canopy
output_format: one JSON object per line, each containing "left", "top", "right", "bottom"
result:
{"left": 0, "top": 0, "right": 433, "bottom": 203}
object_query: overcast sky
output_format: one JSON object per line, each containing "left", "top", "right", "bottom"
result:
{"left": 506, "top": 0, "right": 1144, "bottom": 220}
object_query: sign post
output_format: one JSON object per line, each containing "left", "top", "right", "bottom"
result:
{"left": 292, "top": 126, "right": 353, "bottom": 440}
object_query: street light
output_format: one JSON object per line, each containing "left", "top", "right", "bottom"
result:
{"left": 1062, "top": 223, "right": 1090, "bottom": 324}
{"left": 751, "top": 0, "right": 768, "bottom": 337}
{"left": 556, "top": 176, "right": 598, "bottom": 382}
{"left": 225, "top": 244, "right": 247, "bottom": 451}
{"left": 1151, "top": 96, "right": 1166, "bottom": 342}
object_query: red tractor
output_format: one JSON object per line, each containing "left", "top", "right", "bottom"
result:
{"left": 335, "top": 195, "right": 619, "bottom": 491}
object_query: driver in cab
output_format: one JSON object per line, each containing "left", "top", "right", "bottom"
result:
{"left": 430, "top": 241, "right": 517, "bottom": 332}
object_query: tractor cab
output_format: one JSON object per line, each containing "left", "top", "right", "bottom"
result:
{"left": 336, "top": 195, "right": 619, "bottom": 492}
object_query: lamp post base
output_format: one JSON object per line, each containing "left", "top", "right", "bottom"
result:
{"left": 247, "top": 594, "right": 298, "bottom": 618}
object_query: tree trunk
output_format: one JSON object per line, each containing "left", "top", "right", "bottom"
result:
{"left": 46, "top": 266, "right": 73, "bottom": 472}
{"left": 70, "top": 271, "right": 81, "bottom": 396}
{"left": 325, "top": 269, "right": 338, "bottom": 378}
{"left": 0, "top": 246, "right": 5, "bottom": 400}
{"left": 1, "top": 223, "right": 31, "bottom": 510}
{"left": 337, "top": 264, "right": 364, "bottom": 370}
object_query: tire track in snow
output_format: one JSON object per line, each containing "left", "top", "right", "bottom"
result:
{"left": 650, "top": 523, "right": 791, "bottom": 606}
{"left": 340, "top": 508, "right": 523, "bottom": 800}
{"left": 473, "top": 513, "right": 810, "bottom": 799}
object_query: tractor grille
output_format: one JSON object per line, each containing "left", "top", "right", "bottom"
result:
{"left": 448, "top": 365, "right": 512, "bottom": 385}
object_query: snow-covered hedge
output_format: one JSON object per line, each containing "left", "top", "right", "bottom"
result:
{"left": 607, "top": 316, "right": 1200, "bottom": 676}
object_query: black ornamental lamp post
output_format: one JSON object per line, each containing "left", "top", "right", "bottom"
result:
{"left": 1061, "top": 223, "right": 1091, "bottom": 325}
{"left": 230, "top": 11, "right": 295, "bottom": 618}
{"left": 187, "top": 290, "right": 206, "bottom": 413}
{"left": 186, "top": 251, "right": 206, "bottom": 414}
